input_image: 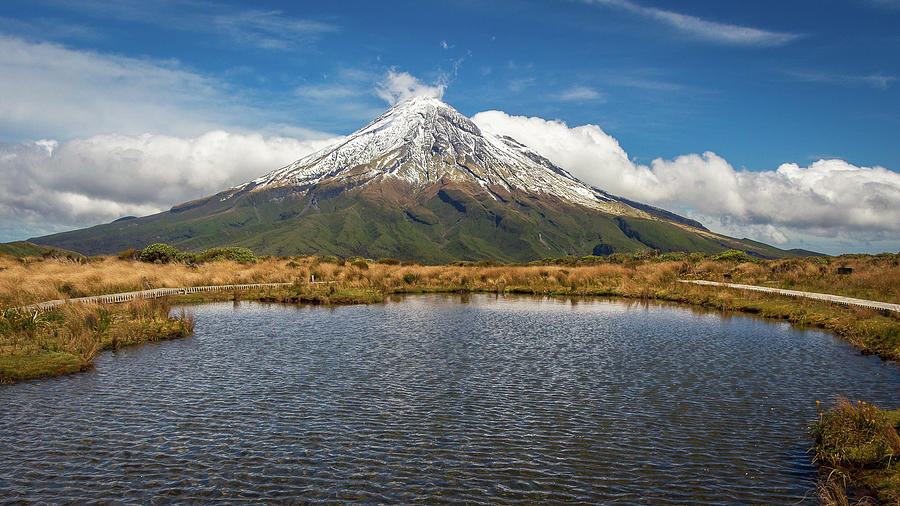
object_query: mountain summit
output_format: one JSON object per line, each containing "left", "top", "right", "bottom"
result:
{"left": 32, "top": 97, "right": 806, "bottom": 262}
{"left": 246, "top": 96, "right": 627, "bottom": 214}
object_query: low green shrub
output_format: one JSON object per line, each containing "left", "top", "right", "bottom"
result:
{"left": 176, "top": 251, "right": 198, "bottom": 264}
{"left": 139, "top": 243, "right": 180, "bottom": 263}
{"left": 657, "top": 251, "right": 689, "bottom": 262}
{"left": 117, "top": 248, "right": 141, "bottom": 260}
{"left": 197, "top": 247, "right": 256, "bottom": 264}
{"left": 712, "top": 249, "right": 756, "bottom": 263}
{"left": 314, "top": 255, "right": 345, "bottom": 266}
{"left": 376, "top": 257, "right": 400, "bottom": 265}
{"left": 0, "top": 307, "right": 44, "bottom": 335}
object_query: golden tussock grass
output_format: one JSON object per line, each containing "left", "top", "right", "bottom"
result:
{"left": 0, "top": 298, "right": 193, "bottom": 384}
{"left": 1, "top": 252, "right": 899, "bottom": 367}
{"left": 0, "top": 255, "right": 296, "bottom": 306}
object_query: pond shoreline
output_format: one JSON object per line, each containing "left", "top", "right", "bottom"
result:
{"left": 168, "top": 280, "right": 900, "bottom": 361}
{"left": 4, "top": 255, "right": 899, "bottom": 501}
{"left": 4, "top": 279, "right": 898, "bottom": 386}
{"left": 4, "top": 294, "right": 898, "bottom": 504}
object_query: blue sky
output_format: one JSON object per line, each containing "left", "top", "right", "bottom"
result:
{"left": 0, "top": 0, "right": 898, "bottom": 254}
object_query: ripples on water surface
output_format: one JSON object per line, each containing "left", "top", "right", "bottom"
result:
{"left": 2, "top": 295, "right": 899, "bottom": 503}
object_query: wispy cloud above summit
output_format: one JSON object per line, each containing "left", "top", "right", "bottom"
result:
{"left": 582, "top": 0, "right": 802, "bottom": 46}
{"left": 375, "top": 70, "right": 446, "bottom": 105}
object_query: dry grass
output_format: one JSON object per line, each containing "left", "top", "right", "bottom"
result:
{"left": 2, "top": 252, "right": 899, "bottom": 364}
{"left": 0, "top": 255, "right": 297, "bottom": 306}
{"left": 0, "top": 299, "right": 194, "bottom": 384}
{"left": 2, "top": 253, "right": 897, "bottom": 305}
{"left": 686, "top": 255, "right": 900, "bottom": 304}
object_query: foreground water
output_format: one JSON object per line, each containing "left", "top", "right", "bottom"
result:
{"left": 2, "top": 295, "right": 899, "bottom": 503}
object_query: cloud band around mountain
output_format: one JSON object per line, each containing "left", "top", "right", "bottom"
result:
{"left": 0, "top": 132, "right": 338, "bottom": 240}
{"left": 472, "top": 110, "right": 900, "bottom": 251}
{"left": 0, "top": 102, "right": 897, "bottom": 254}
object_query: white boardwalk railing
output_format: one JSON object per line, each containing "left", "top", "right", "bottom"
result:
{"left": 677, "top": 280, "right": 900, "bottom": 314}
{"left": 19, "top": 283, "right": 294, "bottom": 312}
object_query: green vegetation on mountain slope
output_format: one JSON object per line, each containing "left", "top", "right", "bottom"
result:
{"left": 30, "top": 181, "right": 814, "bottom": 262}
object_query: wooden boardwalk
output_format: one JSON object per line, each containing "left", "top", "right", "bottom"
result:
{"left": 678, "top": 280, "right": 900, "bottom": 314}
{"left": 19, "top": 283, "right": 294, "bottom": 312}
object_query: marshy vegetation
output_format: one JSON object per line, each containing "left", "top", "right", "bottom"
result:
{"left": 0, "top": 298, "right": 193, "bottom": 384}
{"left": 811, "top": 398, "right": 900, "bottom": 504}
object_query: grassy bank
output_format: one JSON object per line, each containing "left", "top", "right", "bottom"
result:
{"left": 1, "top": 251, "right": 899, "bottom": 361}
{"left": 811, "top": 398, "right": 900, "bottom": 504}
{"left": 0, "top": 299, "right": 193, "bottom": 384}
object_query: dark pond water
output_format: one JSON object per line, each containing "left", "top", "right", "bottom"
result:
{"left": 2, "top": 295, "right": 899, "bottom": 503}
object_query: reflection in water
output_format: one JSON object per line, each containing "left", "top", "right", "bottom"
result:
{"left": 1, "top": 294, "right": 898, "bottom": 503}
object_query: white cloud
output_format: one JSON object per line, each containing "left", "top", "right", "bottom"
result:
{"left": 0, "top": 34, "right": 243, "bottom": 140}
{"left": 0, "top": 132, "right": 340, "bottom": 241}
{"left": 211, "top": 9, "right": 338, "bottom": 50}
{"left": 472, "top": 110, "right": 900, "bottom": 254}
{"left": 508, "top": 77, "right": 536, "bottom": 92}
{"left": 375, "top": 70, "right": 446, "bottom": 105}
{"left": 0, "top": 16, "right": 101, "bottom": 42}
{"left": 31, "top": 1, "right": 338, "bottom": 50}
{"left": 472, "top": 110, "right": 656, "bottom": 195}
{"left": 557, "top": 85, "right": 605, "bottom": 101}
{"left": 786, "top": 70, "right": 896, "bottom": 90}
{"left": 865, "top": 0, "right": 900, "bottom": 9}
{"left": 583, "top": 0, "right": 801, "bottom": 46}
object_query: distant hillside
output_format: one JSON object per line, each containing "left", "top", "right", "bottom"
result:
{"left": 0, "top": 241, "right": 85, "bottom": 259}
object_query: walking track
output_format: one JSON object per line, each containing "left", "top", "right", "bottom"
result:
{"left": 19, "top": 283, "right": 294, "bottom": 312}
{"left": 677, "top": 280, "right": 900, "bottom": 314}
{"left": 15, "top": 280, "right": 900, "bottom": 315}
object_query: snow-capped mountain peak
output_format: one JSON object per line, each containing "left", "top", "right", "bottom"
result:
{"left": 245, "top": 96, "right": 627, "bottom": 212}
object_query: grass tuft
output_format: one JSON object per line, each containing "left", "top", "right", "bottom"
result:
{"left": 0, "top": 300, "right": 194, "bottom": 384}
{"left": 811, "top": 398, "right": 900, "bottom": 504}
